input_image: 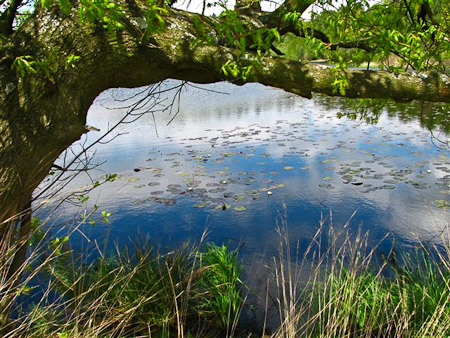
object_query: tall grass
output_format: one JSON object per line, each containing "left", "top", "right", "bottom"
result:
{"left": 1, "top": 209, "right": 450, "bottom": 337}
{"left": 1, "top": 227, "right": 245, "bottom": 338}
{"left": 271, "top": 211, "right": 450, "bottom": 338}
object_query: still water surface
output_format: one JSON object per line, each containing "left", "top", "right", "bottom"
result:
{"left": 40, "top": 81, "right": 449, "bottom": 260}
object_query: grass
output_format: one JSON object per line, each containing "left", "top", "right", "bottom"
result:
{"left": 29, "top": 242, "right": 243, "bottom": 337}
{"left": 270, "top": 211, "right": 450, "bottom": 338}
{"left": 197, "top": 243, "right": 244, "bottom": 334}
{"left": 1, "top": 211, "right": 450, "bottom": 337}
{"left": 1, "top": 218, "right": 245, "bottom": 337}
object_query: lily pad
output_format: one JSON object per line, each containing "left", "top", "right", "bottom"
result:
{"left": 321, "top": 158, "right": 337, "bottom": 164}
{"left": 433, "top": 200, "right": 449, "bottom": 209}
{"left": 209, "top": 187, "right": 226, "bottom": 193}
{"left": 233, "top": 206, "right": 247, "bottom": 212}
{"left": 214, "top": 203, "right": 230, "bottom": 211}
{"left": 233, "top": 194, "right": 246, "bottom": 201}
{"left": 117, "top": 176, "right": 140, "bottom": 182}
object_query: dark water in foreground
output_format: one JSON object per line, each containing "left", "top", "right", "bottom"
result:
{"left": 36, "top": 81, "right": 449, "bottom": 263}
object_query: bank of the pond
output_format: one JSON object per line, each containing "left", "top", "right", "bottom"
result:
{"left": 2, "top": 220, "right": 450, "bottom": 338}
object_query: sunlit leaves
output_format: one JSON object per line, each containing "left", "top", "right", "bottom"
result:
{"left": 11, "top": 55, "right": 56, "bottom": 82}
{"left": 283, "top": 11, "right": 302, "bottom": 31}
{"left": 220, "top": 60, "right": 253, "bottom": 81}
{"left": 213, "top": 9, "right": 281, "bottom": 69}
{"left": 298, "top": 0, "right": 449, "bottom": 74}
{"left": 79, "top": 0, "right": 125, "bottom": 33}
{"left": 330, "top": 60, "right": 349, "bottom": 95}
{"left": 11, "top": 55, "right": 39, "bottom": 77}
{"left": 58, "top": 0, "right": 74, "bottom": 14}
{"left": 143, "top": 0, "right": 168, "bottom": 38}
{"left": 65, "top": 55, "right": 81, "bottom": 69}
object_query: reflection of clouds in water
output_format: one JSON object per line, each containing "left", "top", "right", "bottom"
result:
{"left": 43, "top": 81, "right": 449, "bottom": 249}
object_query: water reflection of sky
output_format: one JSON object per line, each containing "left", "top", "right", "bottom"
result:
{"left": 37, "top": 80, "right": 449, "bottom": 259}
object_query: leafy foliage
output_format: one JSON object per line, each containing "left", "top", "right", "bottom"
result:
{"left": 302, "top": 0, "right": 449, "bottom": 73}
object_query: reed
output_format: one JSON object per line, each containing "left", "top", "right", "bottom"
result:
{"left": 1, "top": 224, "right": 245, "bottom": 337}
{"left": 2, "top": 209, "right": 449, "bottom": 337}
{"left": 271, "top": 212, "right": 450, "bottom": 338}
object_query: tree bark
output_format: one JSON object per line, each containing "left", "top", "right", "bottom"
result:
{"left": 0, "top": 4, "right": 449, "bottom": 226}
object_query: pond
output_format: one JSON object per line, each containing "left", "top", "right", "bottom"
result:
{"left": 37, "top": 80, "right": 449, "bottom": 262}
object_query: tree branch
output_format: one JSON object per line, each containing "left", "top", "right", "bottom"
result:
{"left": 259, "top": 0, "right": 315, "bottom": 31}
{"left": 0, "top": 0, "right": 24, "bottom": 36}
{"left": 328, "top": 38, "right": 374, "bottom": 52}
{"left": 274, "top": 0, "right": 315, "bottom": 15}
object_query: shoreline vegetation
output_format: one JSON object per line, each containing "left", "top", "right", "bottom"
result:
{"left": 1, "top": 212, "right": 450, "bottom": 337}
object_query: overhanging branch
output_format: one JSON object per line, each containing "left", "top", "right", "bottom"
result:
{"left": 0, "top": 0, "right": 23, "bottom": 36}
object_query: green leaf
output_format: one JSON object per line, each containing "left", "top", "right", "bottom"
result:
{"left": 58, "top": 0, "right": 73, "bottom": 14}
{"left": 41, "top": 0, "right": 55, "bottom": 9}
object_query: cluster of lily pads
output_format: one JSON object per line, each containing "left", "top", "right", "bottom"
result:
{"left": 103, "top": 108, "right": 448, "bottom": 213}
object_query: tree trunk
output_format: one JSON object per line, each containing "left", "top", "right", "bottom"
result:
{"left": 1, "top": 4, "right": 449, "bottom": 226}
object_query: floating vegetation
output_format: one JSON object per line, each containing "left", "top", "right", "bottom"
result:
{"left": 117, "top": 175, "right": 140, "bottom": 182}
{"left": 147, "top": 197, "right": 176, "bottom": 205}
{"left": 321, "top": 158, "right": 337, "bottom": 164}
{"left": 433, "top": 199, "right": 449, "bottom": 209}
{"left": 97, "top": 98, "right": 448, "bottom": 229}
{"left": 208, "top": 187, "right": 226, "bottom": 193}
{"left": 214, "top": 203, "right": 230, "bottom": 210}
{"left": 247, "top": 184, "right": 285, "bottom": 195}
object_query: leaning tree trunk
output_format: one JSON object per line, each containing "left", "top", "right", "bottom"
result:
{"left": 1, "top": 2, "right": 450, "bottom": 232}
